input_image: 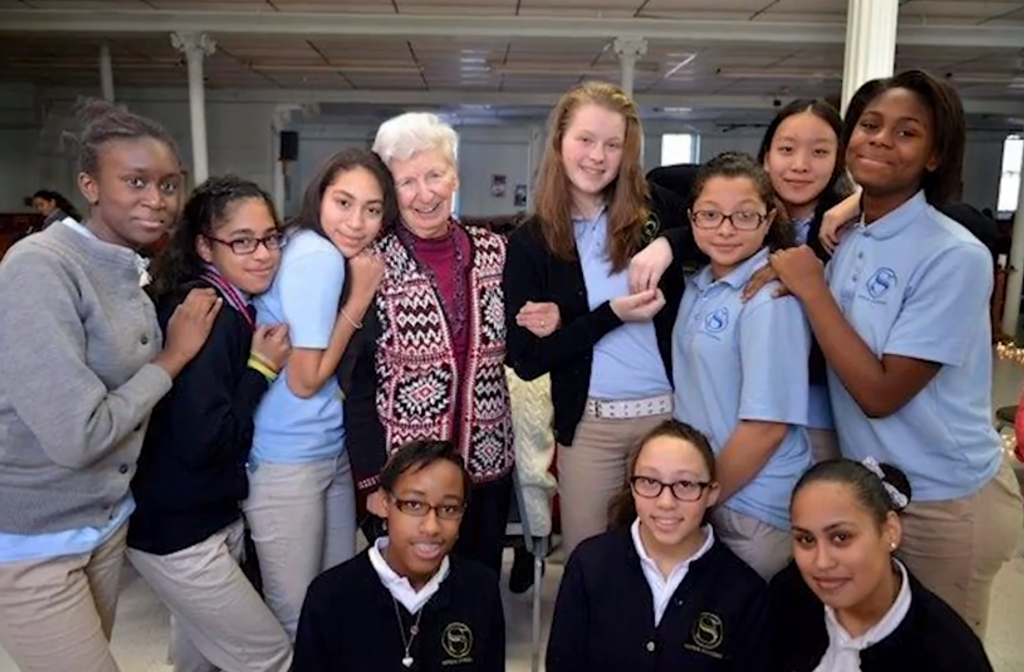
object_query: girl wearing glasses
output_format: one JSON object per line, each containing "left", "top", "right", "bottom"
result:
{"left": 128, "top": 176, "right": 294, "bottom": 672}
{"left": 672, "top": 152, "right": 811, "bottom": 580}
{"left": 293, "top": 440, "right": 505, "bottom": 672}
{"left": 244, "top": 148, "right": 398, "bottom": 640}
{"left": 546, "top": 419, "right": 768, "bottom": 672}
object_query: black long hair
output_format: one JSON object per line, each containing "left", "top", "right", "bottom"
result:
{"left": 757, "top": 98, "right": 853, "bottom": 243}
{"left": 33, "top": 189, "right": 82, "bottom": 222}
{"left": 150, "top": 175, "right": 280, "bottom": 298}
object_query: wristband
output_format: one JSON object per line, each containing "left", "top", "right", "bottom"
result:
{"left": 248, "top": 357, "right": 278, "bottom": 382}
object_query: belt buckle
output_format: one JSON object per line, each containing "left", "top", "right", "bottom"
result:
{"left": 592, "top": 400, "right": 603, "bottom": 419}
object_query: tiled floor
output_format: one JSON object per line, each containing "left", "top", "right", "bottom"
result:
{"left": 3, "top": 357, "right": 1024, "bottom": 672}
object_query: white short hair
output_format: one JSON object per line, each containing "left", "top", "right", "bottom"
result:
{"left": 372, "top": 112, "right": 458, "bottom": 168}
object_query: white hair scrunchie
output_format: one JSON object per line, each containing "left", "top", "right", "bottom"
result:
{"left": 861, "top": 456, "right": 909, "bottom": 510}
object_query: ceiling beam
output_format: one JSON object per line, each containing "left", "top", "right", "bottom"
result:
{"left": 0, "top": 9, "right": 1023, "bottom": 48}
{"left": 34, "top": 84, "right": 1023, "bottom": 116}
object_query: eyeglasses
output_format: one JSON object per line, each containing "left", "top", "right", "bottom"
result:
{"left": 390, "top": 496, "right": 466, "bottom": 520}
{"left": 631, "top": 476, "right": 712, "bottom": 502}
{"left": 205, "top": 232, "right": 287, "bottom": 255}
{"left": 689, "top": 209, "right": 770, "bottom": 231}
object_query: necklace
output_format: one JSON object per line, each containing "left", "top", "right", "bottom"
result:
{"left": 392, "top": 597, "right": 424, "bottom": 668}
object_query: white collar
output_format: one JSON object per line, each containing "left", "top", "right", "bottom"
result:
{"left": 815, "top": 560, "right": 913, "bottom": 672}
{"left": 630, "top": 519, "right": 715, "bottom": 626}
{"left": 368, "top": 537, "right": 450, "bottom": 615}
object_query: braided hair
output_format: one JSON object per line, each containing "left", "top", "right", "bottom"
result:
{"left": 150, "top": 175, "right": 280, "bottom": 298}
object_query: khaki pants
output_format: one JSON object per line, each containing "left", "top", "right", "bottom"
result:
{"left": 242, "top": 452, "right": 356, "bottom": 640}
{"left": 557, "top": 412, "right": 672, "bottom": 557}
{"left": 126, "top": 520, "right": 293, "bottom": 672}
{"left": 0, "top": 523, "right": 127, "bottom": 672}
{"left": 711, "top": 506, "right": 792, "bottom": 580}
{"left": 898, "top": 457, "right": 1024, "bottom": 639}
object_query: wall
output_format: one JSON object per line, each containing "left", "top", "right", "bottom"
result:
{"left": 0, "top": 84, "right": 1016, "bottom": 218}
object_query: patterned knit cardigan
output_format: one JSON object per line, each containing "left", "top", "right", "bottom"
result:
{"left": 366, "top": 225, "right": 513, "bottom": 485}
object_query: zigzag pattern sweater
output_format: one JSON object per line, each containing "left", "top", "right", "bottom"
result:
{"left": 346, "top": 225, "right": 513, "bottom": 489}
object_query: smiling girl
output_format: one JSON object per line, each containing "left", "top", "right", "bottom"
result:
{"left": 771, "top": 458, "right": 993, "bottom": 672}
{"left": 127, "top": 176, "right": 294, "bottom": 672}
{"left": 546, "top": 419, "right": 768, "bottom": 672}
{"left": 244, "top": 148, "right": 396, "bottom": 640}
{"left": 672, "top": 152, "right": 812, "bottom": 580}
{"left": 769, "top": 69, "right": 1023, "bottom": 638}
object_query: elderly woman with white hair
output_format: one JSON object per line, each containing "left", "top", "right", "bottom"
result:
{"left": 343, "top": 112, "right": 558, "bottom": 574}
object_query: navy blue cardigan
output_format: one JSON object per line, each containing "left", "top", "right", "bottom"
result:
{"left": 546, "top": 527, "right": 770, "bottom": 672}
{"left": 128, "top": 280, "right": 268, "bottom": 555}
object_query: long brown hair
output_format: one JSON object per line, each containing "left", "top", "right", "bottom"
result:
{"left": 607, "top": 419, "right": 717, "bottom": 530}
{"left": 533, "top": 81, "right": 650, "bottom": 272}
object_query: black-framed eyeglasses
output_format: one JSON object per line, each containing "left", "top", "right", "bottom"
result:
{"left": 689, "top": 209, "right": 770, "bottom": 231}
{"left": 631, "top": 475, "right": 712, "bottom": 502}
{"left": 389, "top": 495, "right": 466, "bottom": 520}
{"left": 205, "top": 232, "right": 287, "bottom": 255}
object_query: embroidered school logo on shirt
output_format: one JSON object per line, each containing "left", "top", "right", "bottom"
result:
{"left": 641, "top": 213, "right": 661, "bottom": 245}
{"left": 684, "top": 611, "right": 725, "bottom": 659}
{"left": 866, "top": 267, "right": 898, "bottom": 299}
{"left": 704, "top": 307, "right": 730, "bottom": 334}
{"left": 441, "top": 622, "right": 473, "bottom": 665}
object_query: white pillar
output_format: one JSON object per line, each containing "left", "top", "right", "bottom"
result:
{"left": 613, "top": 37, "right": 647, "bottom": 98}
{"left": 99, "top": 43, "right": 115, "bottom": 102}
{"left": 172, "top": 32, "right": 216, "bottom": 184}
{"left": 840, "top": 0, "right": 899, "bottom": 114}
{"left": 1001, "top": 135, "right": 1024, "bottom": 337}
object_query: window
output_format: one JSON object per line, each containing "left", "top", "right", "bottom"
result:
{"left": 661, "top": 133, "right": 697, "bottom": 166}
{"left": 998, "top": 135, "right": 1023, "bottom": 214}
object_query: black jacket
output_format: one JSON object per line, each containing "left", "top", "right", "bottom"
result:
{"left": 293, "top": 550, "right": 505, "bottom": 672}
{"left": 503, "top": 182, "right": 701, "bottom": 446}
{"left": 128, "top": 280, "right": 269, "bottom": 555}
{"left": 769, "top": 561, "right": 993, "bottom": 672}
{"left": 546, "top": 528, "right": 770, "bottom": 672}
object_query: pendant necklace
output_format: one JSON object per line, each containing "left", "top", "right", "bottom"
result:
{"left": 392, "top": 597, "right": 424, "bottom": 668}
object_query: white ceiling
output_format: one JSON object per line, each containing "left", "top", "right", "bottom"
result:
{"left": 1, "top": 0, "right": 1022, "bottom": 118}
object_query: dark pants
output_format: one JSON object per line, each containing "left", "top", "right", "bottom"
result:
{"left": 454, "top": 473, "right": 513, "bottom": 576}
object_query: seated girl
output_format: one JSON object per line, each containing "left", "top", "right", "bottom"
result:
{"left": 770, "top": 458, "right": 993, "bottom": 672}
{"left": 292, "top": 440, "right": 505, "bottom": 672}
{"left": 546, "top": 419, "right": 769, "bottom": 672}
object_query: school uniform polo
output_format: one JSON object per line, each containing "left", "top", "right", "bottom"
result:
{"left": 292, "top": 550, "right": 505, "bottom": 672}
{"left": 825, "top": 191, "right": 1001, "bottom": 501}
{"left": 252, "top": 229, "right": 347, "bottom": 465}
{"left": 574, "top": 210, "right": 672, "bottom": 400}
{"left": 546, "top": 527, "right": 769, "bottom": 672}
{"left": 672, "top": 247, "right": 813, "bottom": 530}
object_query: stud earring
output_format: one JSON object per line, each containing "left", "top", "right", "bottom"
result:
{"left": 890, "top": 542, "right": 897, "bottom": 551}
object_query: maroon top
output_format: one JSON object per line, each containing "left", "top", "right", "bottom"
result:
{"left": 402, "top": 222, "right": 472, "bottom": 380}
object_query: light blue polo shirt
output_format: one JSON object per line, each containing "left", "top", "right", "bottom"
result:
{"left": 575, "top": 211, "right": 671, "bottom": 400}
{"left": 673, "top": 247, "right": 812, "bottom": 531}
{"left": 252, "top": 229, "right": 347, "bottom": 464}
{"left": 825, "top": 191, "right": 1000, "bottom": 501}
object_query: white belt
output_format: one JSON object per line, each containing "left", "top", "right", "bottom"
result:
{"left": 584, "top": 394, "right": 673, "bottom": 420}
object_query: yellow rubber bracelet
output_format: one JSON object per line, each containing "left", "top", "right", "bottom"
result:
{"left": 249, "top": 350, "right": 276, "bottom": 370}
{"left": 248, "top": 358, "right": 278, "bottom": 382}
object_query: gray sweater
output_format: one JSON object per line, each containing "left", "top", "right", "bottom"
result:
{"left": 0, "top": 223, "right": 173, "bottom": 534}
